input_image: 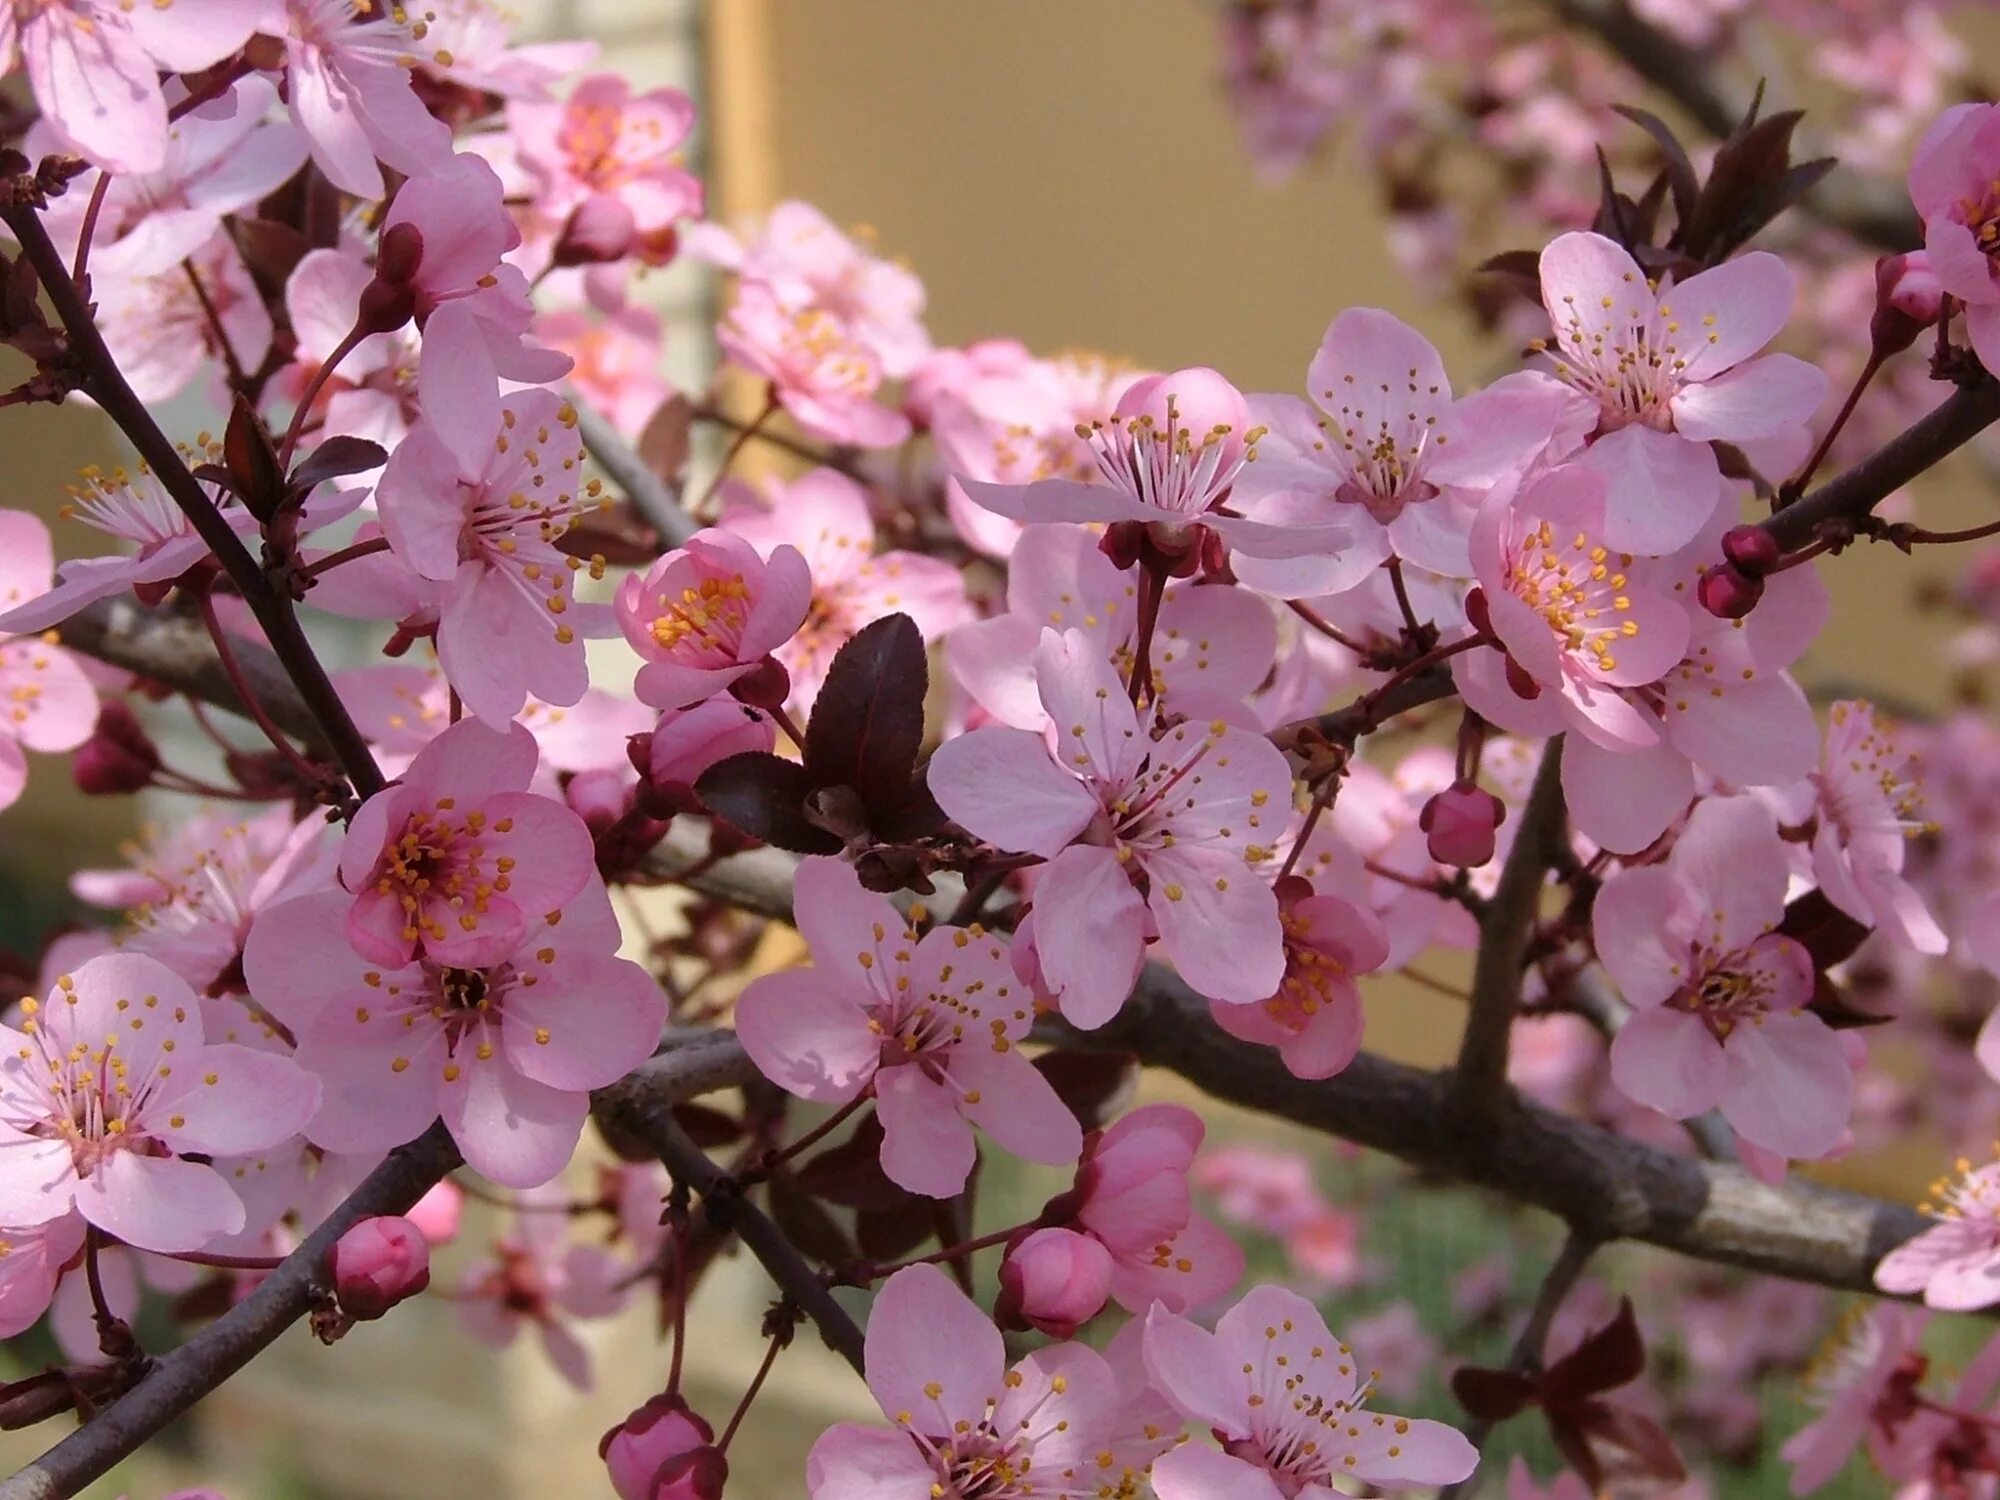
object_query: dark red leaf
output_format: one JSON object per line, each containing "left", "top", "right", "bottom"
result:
{"left": 638, "top": 394, "right": 695, "bottom": 483}
{"left": 1612, "top": 105, "right": 1700, "bottom": 229}
{"left": 1584, "top": 1402, "right": 1690, "bottom": 1486}
{"left": 1034, "top": 1050, "right": 1141, "bottom": 1130}
{"left": 804, "top": 613, "right": 928, "bottom": 812}
{"left": 695, "top": 751, "right": 842, "bottom": 855}
{"left": 854, "top": 1197, "right": 936, "bottom": 1260}
{"left": 1450, "top": 1364, "right": 1538, "bottom": 1422}
{"left": 1778, "top": 888, "right": 1874, "bottom": 973}
{"left": 766, "top": 1169, "right": 854, "bottom": 1264}
{"left": 671, "top": 1102, "right": 744, "bottom": 1148}
{"left": 289, "top": 435, "right": 389, "bottom": 492}
{"left": 231, "top": 217, "right": 313, "bottom": 298}
{"left": 225, "top": 395, "right": 285, "bottom": 523}
{"left": 1543, "top": 1298, "right": 1646, "bottom": 1405}
{"left": 795, "top": 1117, "right": 913, "bottom": 1212}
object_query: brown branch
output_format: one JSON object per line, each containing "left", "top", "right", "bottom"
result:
{"left": 1552, "top": 0, "right": 1921, "bottom": 252}
{"left": 574, "top": 400, "right": 698, "bottom": 548}
{"left": 0, "top": 197, "right": 384, "bottom": 799}
{"left": 1454, "top": 737, "right": 1566, "bottom": 1116}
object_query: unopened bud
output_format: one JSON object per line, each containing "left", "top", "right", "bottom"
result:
{"left": 555, "top": 194, "right": 639, "bottom": 266}
{"left": 1871, "top": 251, "right": 1945, "bottom": 358}
{"left": 1697, "top": 562, "right": 1764, "bottom": 620}
{"left": 329, "top": 1215, "right": 430, "bottom": 1320}
{"left": 651, "top": 699, "right": 776, "bottom": 788}
{"left": 601, "top": 1394, "right": 724, "bottom": 1500}
{"left": 1419, "top": 780, "right": 1506, "bottom": 868}
{"left": 1719, "top": 524, "right": 1781, "bottom": 576}
{"left": 72, "top": 701, "right": 160, "bottom": 795}
{"left": 996, "top": 1227, "right": 1113, "bottom": 1338}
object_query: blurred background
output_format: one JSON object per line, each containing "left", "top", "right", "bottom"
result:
{"left": 3, "top": 2, "right": 1996, "bottom": 1496}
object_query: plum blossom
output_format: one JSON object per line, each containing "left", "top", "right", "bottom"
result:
{"left": 959, "top": 367, "right": 1349, "bottom": 561}
{"left": 733, "top": 857, "right": 1079, "bottom": 1198}
{"left": 614, "top": 527, "right": 811, "bottom": 711}
{"left": 1536, "top": 231, "right": 1827, "bottom": 554}
{"left": 722, "top": 467, "right": 971, "bottom": 713}
{"left": 272, "top": 0, "right": 456, "bottom": 199}
{"left": 244, "top": 874, "right": 662, "bottom": 1187}
{"left": 1781, "top": 1305, "right": 1931, "bottom": 1494}
{"left": 928, "top": 628, "right": 1291, "bottom": 1021}
{"left": 1876, "top": 1160, "right": 2000, "bottom": 1311}
{"left": 1598, "top": 796, "right": 1853, "bottom": 1160}
{"left": 458, "top": 1183, "right": 627, "bottom": 1390}
{"left": 95, "top": 235, "right": 272, "bottom": 405}
{"left": 538, "top": 300, "right": 671, "bottom": 438}
{"left": 1233, "top": 309, "right": 1573, "bottom": 591}
{"left": 998, "top": 1228, "right": 1114, "bottom": 1338}
{"left": 1143, "top": 1285, "right": 1479, "bottom": 1496}
{"left": 0, "top": 513, "right": 96, "bottom": 812}
{"left": 947, "top": 524, "right": 1277, "bottom": 731}
{"left": 0, "top": 954, "right": 318, "bottom": 1252}
{"left": 717, "top": 281, "right": 911, "bottom": 448}
{"left": 1909, "top": 103, "right": 2000, "bottom": 375}
{"left": 0, "top": 1212, "right": 85, "bottom": 1338}
{"left": 374, "top": 307, "right": 603, "bottom": 726}
{"left": 1208, "top": 877, "right": 1390, "bottom": 1080}
{"left": 805, "top": 1264, "right": 1127, "bottom": 1500}
{"left": 324, "top": 718, "right": 596, "bottom": 971}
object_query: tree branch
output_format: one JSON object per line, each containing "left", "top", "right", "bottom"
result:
{"left": 1454, "top": 738, "right": 1566, "bottom": 1116}
{"left": 1551, "top": 0, "right": 1921, "bottom": 252}
{"left": 575, "top": 400, "right": 698, "bottom": 548}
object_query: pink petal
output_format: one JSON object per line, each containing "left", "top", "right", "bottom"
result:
{"left": 734, "top": 968, "right": 877, "bottom": 1105}
{"left": 1032, "top": 626, "right": 1148, "bottom": 785}
{"left": 1718, "top": 1010, "right": 1851, "bottom": 1160}
{"left": 78, "top": 1152, "right": 243, "bottom": 1253}
{"left": 1672, "top": 795, "right": 1790, "bottom": 945}
{"left": 1110, "top": 1210, "right": 1244, "bottom": 1317}
{"left": 1591, "top": 866, "right": 1687, "bottom": 1006}
{"left": 1672, "top": 354, "right": 1827, "bottom": 443}
{"left": 1662, "top": 669, "right": 1818, "bottom": 789}
{"left": 1150, "top": 1444, "right": 1287, "bottom": 1500}
{"left": 864, "top": 1264, "right": 1005, "bottom": 1434}
{"left": 440, "top": 1049, "right": 587, "bottom": 1188}
{"left": 1343, "top": 1413, "right": 1481, "bottom": 1490}
{"left": 151, "top": 1044, "right": 320, "bottom": 1157}
{"left": 925, "top": 727, "right": 1100, "bottom": 859}
{"left": 416, "top": 302, "right": 504, "bottom": 478}
{"left": 1030, "top": 844, "right": 1147, "bottom": 1029}
{"left": 805, "top": 1425, "right": 937, "bottom": 1500}
{"left": 951, "top": 1043, "right": 1083, "bottom": 1168}
{"left": 1146, "top": 847, "right": 1284, "bottom": 1004}
{"left": 1669, "top": 251, "right": 1795, "bottom": 381}
{"left": 502, "top": 953, "right": 663, "bottom": 1091}
{"left": 1609, "top": 1006, "right": 1725, "bottom": 1120}
{"left": 1876, "top": 1219, "right": 1996, "bottom": 1301}
{"left": 1142, "top": 1304, "right": 1251, "bottom": 1436}
{"left": 875, "top": 1065, "right": 976, "bottom": 1197}
{"left": 958, "top": 477, "right": 1149, "bottom": 526}
{"left": 0, "top": 1126, "right": 79, "bottom": 1226}
{"left": 1561, "top": 736, "right": 1692, "bottom": 856}
{"left": 1578, "top": 425, "right": 1723, "bottom": 557}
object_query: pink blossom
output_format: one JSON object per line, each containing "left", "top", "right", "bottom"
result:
{"left": 1909, "top": 103, "right": 2000, "bottom": 376}
{"left": 95, "top": 236, "right": 272, "bottom": 404}
{"left": 959, "top": 367, "right": 1349, "bottom": 562}
{"left": 406, "top": 0, "right": 597, "bottom": 101}
{"left": 1599, "top": 796, "right": 1852, "bottom": 1159}
{"left": 1536, "top": 231, "right": 1826, "bottom": 554}
{"left": 716, "top": 282, "right": 911, "bottom": 448}
{"left": 693, "top": 200, "right": 931, "bottom": 378}
{"left": 331, "top": 1214, "right": 432, "bottom": 1319}
{"left": 648, "top": 699, "right": 776, "bottom": 788}
{"left": 805, "top": 1263, "right": 1122, "bottom": 1500}
{"left": 272, "top": 0, "right": 456, "bottom": 199}
{"left": 245, "top": 867, "right": 654, "bottom": 1189}
{"left": 733, "top": 857, "right": 1080, "bottom": 1198}
{"left": 614, "top": 527, "right": 812, "bottom": 711}
{"left": 458, "top": 1184, "right": 627, "bottom": 1390}
{"left": 0, "top": 954, "right": 318, "bottom": 1252}
{"left": 0, "top": 0, "right": 259, "bottom": 173}
{"left": 1421, "top": 781, "right": 1506, "bottom": 867}
{"left": 1071, "top": 1102, "right": 1244, "bottom": 1315}
{"left": 1209, "top": 879, "right": 1389, "bottom": 1080}
{"left": 1781, "top": 1305, "right": 1930, "bottom": 1494}
{"left": 1233, "top": 311, "right": 1572, "bottom": 592}
{"left": 1877, "top": 1161, "right": 2000, "bottom": 1311}
{"left": 998, "top": 1226, "right": 1114, "bottom": 1337}
{"left": 928, "top": 628, "right": 1290, "bottom": 1020}
{"left": 0, "top": 1211, "right": 85, "bottom": 1338}
{"left": 1189, "top": 1144, "right": 1323, "bottom": 1237}
{"left": 539, "top": 301, "right": 671, "bottom": 438}
{"left": 947, "top": 524, "right": 1277, "bottom": 731}
{"left": 0, "top": 513, "right": 96, "bottom": 812}
{"left": 1144, "top": 1285, "right": 1479, "bottom": 1496}
{"left": 721, "top": 467, "right": 971, "bottom": 713}
{"left": 322, "top": 718, "right": 596, "bottom": 971}
{"left": 602, "top": 1395, "right": 723, "bottom": 1500}
{"left": 380, "top": 154, "right": 572, "bottom": 382}
{"left": 511, "top": 74, "right": 703, "bottom": 267}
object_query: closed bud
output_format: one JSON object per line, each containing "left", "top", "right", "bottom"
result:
{"left": 996, "top": 1226, "right": 1113, "bottom": 1338}
{"left": 601, "top": 1394, "right": 722, "bottom": 1500}
{"left": 329, "top": 1215, "right": 430, "bottom": 1320}
{"left": 1871, "top": 251, "right": 1945, "bottom": 358}
{"left": 650, "top": 699, "right": 776, "bottom": 788}
{"left": 1719, "top": 524, "right": 1781, "bottom": 576}
{"left": 1697, "top": 562, "right": 1764, "bottom": 620}
{"left": 555, "top": 193, "right": 639, "bottom": 266}
{"left": 1419, "top": 780, "right": 1506, "bottom": 868}
{"left": 72, "top": 701, "right": 160, "bottom": 795}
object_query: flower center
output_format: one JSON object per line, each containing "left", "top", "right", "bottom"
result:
{"left": 1076, "top": 394, "right": 1263, "bottom": 520}
{"left": 1505, "top": 519, "right": 1639, "bottom": 676}
{"left": 648, "top": 572, "right": 753, "bottom": 655}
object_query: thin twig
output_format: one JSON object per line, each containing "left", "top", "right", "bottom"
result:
{"left": 573, "top": 400, "right": 697, "bottom": 547}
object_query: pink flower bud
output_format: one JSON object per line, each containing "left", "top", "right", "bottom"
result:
{"left": 601, "top": 1394, "right": 724, "bottom": 1500}
{"left": 329, "top": 1215, "right": 430, "bottom": 1320}
{"left": 1719, "top": 524, "right": 1780, "bottom": 576}
{"left": 72, "top": 701, "right": 159, "bottom": 795}
{"left": 405, "top": 1180, "right": 463, "bottom": 1247}
{"left": 1697, "top": 562, "right": 1764, "bottom": 620}
{"left": 556, "top": 193, "right": 640, "bottom": 266}
{"left": 997, "top": 1226, "right": 1113, "bottom": 1337}
{"left": 1871, "top": 251, "right": 1945, "bottom": 358}
{"left": 650, "top": 699, "right": 777, "bottom": 787}
{"left": 1419, "top": 781, "right": 1506, "bottom": 868}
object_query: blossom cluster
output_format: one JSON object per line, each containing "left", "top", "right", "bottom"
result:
{"left": 5, "top": 5, "right": 2000, "bottom": 1498}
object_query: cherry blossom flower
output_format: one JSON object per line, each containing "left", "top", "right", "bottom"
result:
{"left": 0, "top": 0, "right": 260, "bottom": 173}
{"left": 1908, "top": 102, "right": 2000, "bottom": 375}
{"left": 1877, "top": 1160, "right": 2000, "bottom": 1311}
{"left": 805, "top": 1264, "right": 1124, "bottom": 1500}
{"left": 721, "top": 467, "right": 971, "bottom": 713}
{"left": 405, "top": 0, "right": 597, "bottom": 101}
{"left": 538, "top": 300, "right": 670, "bottom": 438}
{"left": 1143, "top": 1284, "right": 1479, "bottom": 1496}
{"left": 0, "top": 513, "right": 96, "bottom": 812}
{"left": 1232, "top": 310, "right": 1574, "bottom": 591}
{"left": 271, "top": 0, "right": 456, "bottom": 199}
{"left": 458, "top": 1183, "right": 627, "bottom": 1390}
{"left": 1598, "top": 796, "right": 1853, "bottom": 1160}
{"left": 929, "top": 627, "right": 1291, "bottom": 1021}
{"left": 958, "top": 366, "right": 1349, "bottom": 561}
{"left": 1536, "top": 231, "right": 1827, "bottom": 554}
{"left": 717, "top": 281, "right": 912, "bottom": 448}
{"left": 324, "top": 718, "right": 596, "bottom": 971}
{"left": 0, "top": 954, "right": 318, "bottom": 1252}
{"left": 95, "top": 237, "right": 272, "bottom": 404}
{"left": 0, "top": 1212, "right": 85, "bottom": 1338}
{"left": 511, "top": 74, "right": 703, "bottom": 266}
{"left": 1781, "top": 1305, "right": 1931, "bottom": 1494}
{"left": 614, "top": 527, "right": 812, "bottom": 711}
{"left": 245, "top": 868, "right": 660, "bottom": 1187}
{"left": 733, "top": 857, "right": 1079, "bottom": 1197}
{"left": 1208, "top": 877, "right": 1390, "bottom": 1080}
{"left": 693, "top": 200, "right": 931, "bottom": 377}
{"left": 947, "top": 524, "right": 1277, "bottom": 731}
